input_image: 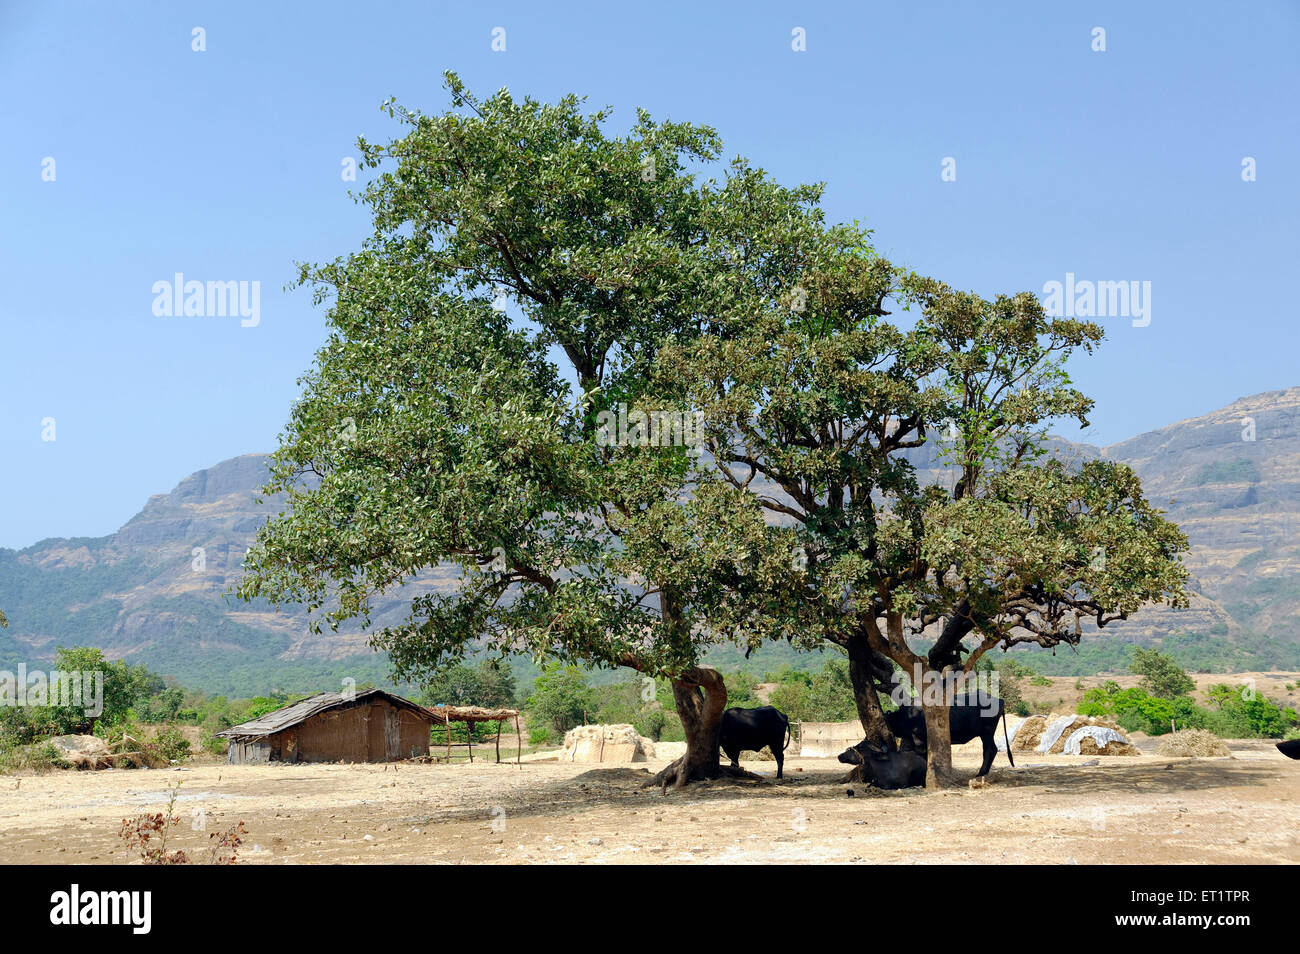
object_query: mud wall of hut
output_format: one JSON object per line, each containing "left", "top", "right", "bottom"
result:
{"left": 227, "top": 699, "right": 432, "bottom": 764}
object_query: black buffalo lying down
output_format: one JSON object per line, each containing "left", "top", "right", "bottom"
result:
{"left": 719, "top": 705, "right": 791, "bottom": 779}
{"left": 837, "top": 693, "right": 1014, "bottom": 788}
{"left": 838, "top": 739, "right": 927, "bottom": 789}
{"left": 1278, "top": 739, "right": 1300, "bottom": 760}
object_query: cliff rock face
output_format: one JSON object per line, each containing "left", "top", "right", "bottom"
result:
{"left": 1100, "top": 387, "right": 1300, "bottom": 639}
{"left": 2, "top": 390, "right": 1299, "bottom": 689}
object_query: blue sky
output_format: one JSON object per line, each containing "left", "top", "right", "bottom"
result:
{"left": 1, "top": 1, "right": 1297, "bottom": 549}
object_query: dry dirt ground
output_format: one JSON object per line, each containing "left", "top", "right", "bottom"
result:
{"left": 1, "top": 739, "right": 1296, "bottom": 865}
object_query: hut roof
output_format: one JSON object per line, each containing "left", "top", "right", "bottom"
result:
{"left": 217, "top": 688, "right": 432, "bottom": 740}
{"left": 426, "top": 704, "right": 519, "bottom": 724}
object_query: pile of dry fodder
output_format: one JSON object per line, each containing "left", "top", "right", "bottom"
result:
{"left": 1011, "top": 713, "right": 1138, "bottom": 755}
{"left": 49, "top": 734, "right": 173, "bottom": 770}
{"left": 1156, "top": 729, "right": 1231, "bottom": 758}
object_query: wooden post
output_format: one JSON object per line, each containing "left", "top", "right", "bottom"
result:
{"left": 515, "top": 713, "right": 521, "bottom": 767}
{"left": 467, "top": 723, "right": 474, "bottom": 763}
{"left": 495, "top": 719, "right": 502, "bottom": 764}
{"left": 444, "top": 714, "right": 451, "bottom": 763}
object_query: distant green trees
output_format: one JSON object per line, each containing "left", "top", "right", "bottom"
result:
{"left": 419, "top": 660, "right": 518, "bottom": 710}
{"left": 525, "top": 663, "right": 597, "bottom": 739}
{"left": 1130, "top": 647, "right": 1196, "bottom": 698}
{"left": 766, "top": 659, "right": 858, "bottom": 723}
{"left": 1076, "top": 650, "right": 1296, "bottom": 738}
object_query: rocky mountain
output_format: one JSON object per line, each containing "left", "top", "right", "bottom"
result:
{"left": 3, "top": 389, "right": 1299, "bottom": 692}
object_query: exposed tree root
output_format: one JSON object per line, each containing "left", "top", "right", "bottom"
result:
{"left": 641, "top": 756, "right": 765, "bottom": 793}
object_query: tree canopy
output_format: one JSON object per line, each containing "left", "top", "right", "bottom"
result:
{"left": 239, "top": 75, "right": 1190, "bottom": 787}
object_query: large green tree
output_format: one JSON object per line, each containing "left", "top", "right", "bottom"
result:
{"left": 659, "top": 226, "right": 1191, "bottom": 785}
{"left": 237, "top": 76, "right": 813, "bottom": 786}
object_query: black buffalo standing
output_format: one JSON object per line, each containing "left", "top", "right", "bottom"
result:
{"left": 883, "top": 692, "right": 1015, "bottom": 777}
{"left": 719, "top": 705, "right": 791, "bottom": 778}
{"left": 1278, "top": 739, "right": 1300, "bottom": 760}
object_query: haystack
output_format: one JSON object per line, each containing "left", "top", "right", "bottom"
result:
{"left": 1010, "top": 713, "right": 1136, "bottom": 755}
{"left": 1010, "top": 715, "right": 1048, "bottom": 752}
{"left": 1064, "top": 725, "right": 1140, "bottom": 756}
{"left": 560, "top": 724, "right": 651, "bottom": 763}
{"left": 1156, "top": 730, "right": 1230, "bottom": 758}
{"left": 48, "top": 735, "right": 112, "bottom": 770}
{"left": 48, "top": 732, "right": 174, "bottom": 770}
{"left": 648, "top": 740, "right": 686, "bottom": 761}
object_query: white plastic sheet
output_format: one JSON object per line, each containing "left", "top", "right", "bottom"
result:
{"left": 1036, "top": 715, "right": 1078, "bottom": 753}
{"left": 1063, "top": 725, "right": 1128, "bottom": 755}
{"left": 995, "top": 718, "right": 1025, "bottom": 752}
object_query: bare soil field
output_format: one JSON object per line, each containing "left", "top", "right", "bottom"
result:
{"left": 2, "top": 739, "right": 1296, "bottom": 864}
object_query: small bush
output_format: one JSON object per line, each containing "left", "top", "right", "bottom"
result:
{"left": 151, "top": 725, "right": 192, "bottom": 764}
{"left": 0, "top": 741, "right": 70, "bottom": 774}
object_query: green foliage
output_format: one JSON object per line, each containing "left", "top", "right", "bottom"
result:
{"left": 1129, "top": 648, "right": 1195, "bottom": 699}
{"left": 0, "top": 741, "right": 68, "bottom": 773}
{"left": 525, "top": 663, "right": 595, "bottom": 734}
{"left": 133, "top": 686, "right": 185, "bottom": 723}
{"left": 1078, "top": 681, "right": 1296, "bottom": 738}
{"left": 1204, "top": 683, "right": 1297, "bottom": 738}
{"left": 226, "top": 75, "right": 1190, "bottom": 768}
{"left": 243, "top": 693, "right": 294, "bottom": 720}
{"left": 237, "top": 74, "right": 749, "bottom": 692}
{"left": 199, "top": 729, "right": 229, "bottom": 757}
{"left": 997, "top": 630, "right": 1300, "bottom": 677}
{"left": 419, "top": 660, "right": 517, "bottom": 709}
{"left": 1193, "top": 458, "right": 1260, "bottom": 486}
{"left": 150, "top": 725, "right": 192, "bottom": 764}
{"left": 766, "top": 659, "right": 857, "bottom": 723}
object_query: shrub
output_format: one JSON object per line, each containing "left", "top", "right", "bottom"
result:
{"left": 0, "top": 741, "right": 70, "bottom": 774}
{"left": 525, "top": 663, "right": 594, "bottom": 734}
{"left": 151, "top": 725, "right": 192, "bottom": 764}
{"left": 420, "top": 661, "right": 517, "bottom": 709}
{"left": 1130, "top": 648, "right": 1195, "bottom": 699}
{"left": 766, "top": 659, "right": 856, "bottom": 723}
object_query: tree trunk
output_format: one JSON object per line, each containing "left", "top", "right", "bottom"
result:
{"left": 921, "top": 696, "right": 959, "bottom": 788}
{"left": 644, "top": 666, "right": 767, "bottom": 791}
{"left": 846, "top": 631, "right": 895, "bottom": 748}
{"left": 670, "top": 669, "right": 725, "bottom": 786}
{"left": 644, "top": 665, "right": 736, "bottom": 790}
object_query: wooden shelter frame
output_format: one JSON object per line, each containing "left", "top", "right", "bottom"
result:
{"left": 427, "top": 705, "right": 522, "bottom": 765}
